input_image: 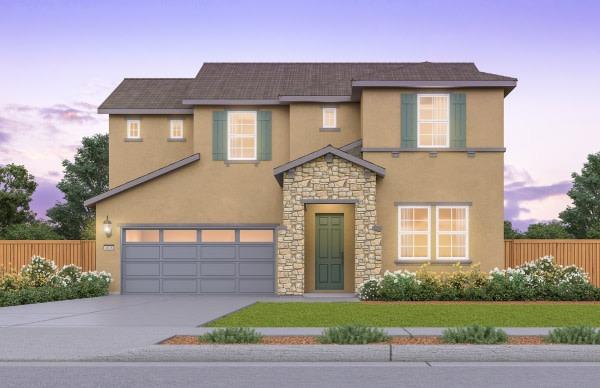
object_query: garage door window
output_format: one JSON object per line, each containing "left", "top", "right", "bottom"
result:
{"left": 239, "top": 230, "right": 273, "bottom": 242}
{"left": 163, "top": 230, "right": 197, "bottom": 243}
{"left": 125, "top": 230, "right": 159, "bottom": 243}
{"left": 201, "top": 230, "right": 236, "bottom": 243}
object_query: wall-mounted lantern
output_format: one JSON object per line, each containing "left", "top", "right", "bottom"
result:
{"left": 103, "top": 216, "right": 112, "bottom": 238}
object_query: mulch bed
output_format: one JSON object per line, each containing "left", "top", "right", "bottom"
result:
{"left": 161, "top": 335, "right": 544, "bottom": 345}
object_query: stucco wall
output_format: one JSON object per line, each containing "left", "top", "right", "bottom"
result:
{"left": 361, "top": 88, "right": 505, "bottom": 148}
{"left": 363, "top": 151, "right": 505, "bottom": 273}
{"left": 108, "top": 115, "right": 194, "bottom": 188}
{"left": 289, "top": 103, "right": 361, "bottom": 159}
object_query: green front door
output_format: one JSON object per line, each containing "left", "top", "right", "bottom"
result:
{"left": 316, "top": 214, "right": 344, "bottom": 290}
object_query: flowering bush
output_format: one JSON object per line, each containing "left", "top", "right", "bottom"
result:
{"left": 358, "top": 256, "right": 600, "bottom": 301}
{"left": 0, "top": 256, "right": 112, "bottom": 307}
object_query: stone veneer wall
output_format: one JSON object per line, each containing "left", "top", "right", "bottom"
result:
{"left": 277, "top": 155, "right": 382, "bottom": 295}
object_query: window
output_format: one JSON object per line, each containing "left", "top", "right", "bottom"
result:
{"left": 397, "top": 206, "right": 430, "bottom": 259}
{"left": 163, "top": 230, "right": 197, "bottom": 243}
{"left": 322, "top": 107, "right": 337, "bottom": 128}
{"left": 201, "top": 230, "right": 236, "bottom": 243}
{"left": 169, "top": 119, "right": 184, "bottom": 139}
{"left": 437, "top": 206, "right": 469, "bottom": 260}
{"left": 127, "top": 120, "right": 141, "bottom": 139}
{"left": 228, "top": 111, "right": 257, "bottom": 160}
{"left": 240, "top": 229, "right": 274, "bottom": 243}
{"left": 125, "top": 229, "right": 159, "bottom": 243}
{"left": 417, "top": 94, "right": 449, "bottom": 147}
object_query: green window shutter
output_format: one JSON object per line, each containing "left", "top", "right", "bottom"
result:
{"left": 257, "top": 110, "right": 272, "bottom": 161}
{"left": 212, "top": 111, "right": 227, "bottom": 160}
{"left": 450, "top": 93, "right": 466, "bottom": 148}
{"left": 401, "top": 94, "right": 417, "bottom": 148}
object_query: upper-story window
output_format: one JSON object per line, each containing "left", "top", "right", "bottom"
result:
{"left": 126, "top": 119, "right": 141, "bottom": 139}
{"left": 169, "top": 119, "right": 184, "bottom": 139}
{"left": 228, "top": 111, "right": 257, "bottom": 160}
{"left": 417, "top": 94, "right": 449, "bottom": 148}
{"left": 322, "top": 107, "right": 337, "bottom": 128}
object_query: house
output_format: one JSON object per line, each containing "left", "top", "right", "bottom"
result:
{"left": 85, "top": 62, "right": 517, "bottom": 295}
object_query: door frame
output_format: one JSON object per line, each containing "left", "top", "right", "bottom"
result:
{"left": 315, "top": 213, "right": 344, "bottom": 290}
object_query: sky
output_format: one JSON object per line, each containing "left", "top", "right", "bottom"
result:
{"left": 1, "top": 0, "right": 599, "bottom": 230}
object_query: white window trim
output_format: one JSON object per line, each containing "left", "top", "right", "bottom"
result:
{"left": 126, "top": 119, "right": 141, "bottom": 139}
{"left": 436, "top": 206, "right": 469, "bottom": 261}
{"left": 322, "top": 107, "right": 337, "bottom": 128}
{"left": 417, "top": 94, "right": 450, "bottom": 148}
{"left": 169, "top": 119, "right": 184, "bottom": 139}
{"left": 397, "top": 205, "right": 431, "bottom": 260}
{"left": 227, "top": 111, "right": 257, "bottom": 161}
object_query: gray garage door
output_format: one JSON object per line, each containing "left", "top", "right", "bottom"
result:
{"left": 121, "top": 228, "right": 275, "bottom": 294}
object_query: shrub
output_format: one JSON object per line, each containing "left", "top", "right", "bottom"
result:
{"left": 200, "top": 328, "right": 262, "bottom": 344}
{"left": 442, "top": 325, "right": 508, "bottom": 344}
{"left": 546, "top": 326, "right": 600, "bottom": 344}
{"left": 55, "top": 264, "right": 83, "bottom": 286}
{"left": 358, "top": 256, "right": 599, "bottom": 301}
{"left": 318, "top": 325, "right": 390, "bottom": 344}
{"left": 21, "top": 256, "right": 57, "bottom": 287}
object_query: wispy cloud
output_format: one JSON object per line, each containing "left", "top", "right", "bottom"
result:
{"left": 505, "top": 165, "right": 572, "bottom": 231}
{"left": 5, "top": 103, "right": 97, "bottom": 124}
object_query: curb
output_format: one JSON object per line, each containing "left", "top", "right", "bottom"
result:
{"left": 90, "top": 344, "right": 600, "bottom": 362}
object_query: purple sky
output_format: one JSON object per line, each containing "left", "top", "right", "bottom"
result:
{"left": 1, "top": 0, "right": 599, "bottom": 230}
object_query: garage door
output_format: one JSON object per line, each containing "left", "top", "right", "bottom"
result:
{"left": 121, "top": 228, "right": 275, "bottom": 294}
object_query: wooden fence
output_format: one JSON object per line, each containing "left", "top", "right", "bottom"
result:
{"left": 505, "top": 239, "right": 600, "bottom": 286}
{"left": 0, "top": 240, "right": 96, "bottom": 274}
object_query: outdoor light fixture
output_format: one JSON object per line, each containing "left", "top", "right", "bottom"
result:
{"left": 103, "top": 216, "right": 112, "bottom": 238}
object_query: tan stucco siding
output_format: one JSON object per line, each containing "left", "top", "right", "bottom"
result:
{"left": 364, "top": 152, "right": 504, "bottom": 273}
{"left": 304, "top": 204, "right": 355, "bottom": 293}
{"left": 361, "top": 88, "right": 505, "bottom": 148}
{"left": 289, "top": 103, "right": 361, "bottom": 159}
{"left": 108, "top": 115, "right": 194, "bottom": 188}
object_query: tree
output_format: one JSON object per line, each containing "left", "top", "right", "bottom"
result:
{"left": 523, "top": 221, "right": 573, "bottom": 239}
{"left": 0, "top": 222, "right": 63, "bottom": 240}
{"left": 47, "top": 134, "right": 108, "bottom": 239}
{"left": 560, "top": 152, "right": 600, "bottom": 238}
{"left": 0, "top": 164, "right": 37, "bottom": 231}
{"left": 504, "top": 221, "right": 522, "bottom": 239}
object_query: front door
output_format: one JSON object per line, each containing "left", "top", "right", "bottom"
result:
{"left": 315, "top": 214, "right": 344, "bottom": 290}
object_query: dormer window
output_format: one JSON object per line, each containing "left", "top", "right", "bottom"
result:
{"left": 322, "top": 107, "right": 337, "bottom": 128}
{"left": 417, "top": 94, "right": 449, "bottom": 148}
{"left": 126, "top": 119, "right": 141, "bottom": 139}
{"left": 169, "top": 119, "right": 184, "bottom": 139}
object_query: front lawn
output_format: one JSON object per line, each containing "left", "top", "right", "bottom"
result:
{"left": 206, "top": 302, "right": 600, "bottom": 327}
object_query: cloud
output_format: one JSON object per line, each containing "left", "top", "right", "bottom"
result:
{"left": 5, "top": 103, "right": 97, "bottom": 124}
{"left": 504, "top": 165, "right": 572, "bottom": 231}
{"left": 0, "top": 129, "right": 10, "bottom": 143}
{"left": 30, "top": 177, "right": 64, "bottom": 220}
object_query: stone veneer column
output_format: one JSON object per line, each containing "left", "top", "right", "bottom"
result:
{"left": 276, "top": 155, "right": 382, "bottom": 295}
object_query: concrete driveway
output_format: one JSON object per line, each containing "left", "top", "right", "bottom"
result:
{"left": 0, "top": 295, "right": 272, "bottom": 360}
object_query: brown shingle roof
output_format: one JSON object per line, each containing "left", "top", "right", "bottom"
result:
{"left": 99, "top": 78, "right": 193, "bottom": 110}
{"left": 187, "top": 62, "right": 516, "bottom": 99}
{"left": 98, "top": 63, "right": 517, "bottom": 110}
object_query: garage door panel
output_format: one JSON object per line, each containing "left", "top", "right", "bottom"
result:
{"left": 239, "top": 245, "right": 274, "bottom": 259}
{"left": 162, "top": 262, "right": 197, "bottom": 276}
{"left": 239, "top": 262, "right": 274, "bottom": 276}
{"left": 201, "top": 246, "right": 236, "bottom": 259}
{"left": 199, "top": 262, "right": 236, "bottom": 276}
{"left": 122, "top": 228, "right": 274, "bottom": 294}
{"left": 239, "top": 278, "right": 274, "bottom": 293}
{"left": 163, "top": 246, "right": 197, "bottom": 260}
{"left": 200, "top": 278, "right": 236, "bottom": 293}
{"left": 124, "top": 262, "right": 160, "bottom": 276}
{"left": 123, "top": 279, "right": 160, "bottom": 293}
{"left": 124, "top": 246, "right": 160, "bottom": 260}
{"left": 162, "top": 279, "right": 198, "bottom": 293}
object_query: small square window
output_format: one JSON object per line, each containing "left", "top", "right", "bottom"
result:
{"left": 127, "top": 120, "right": 141, "bottom": 139}
{"left": 170, "top": 119, "right": 184, "bottom": 139}
{"left": 322, "top": 107, "right": 337, "bottom": 128}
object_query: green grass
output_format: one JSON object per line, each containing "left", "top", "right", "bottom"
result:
{"left": 206, "top": 302, "right": 600, "bottom": 327}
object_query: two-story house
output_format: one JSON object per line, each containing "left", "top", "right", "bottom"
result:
{"left": 85, "top": 62, "right": 517, "bottom": 295}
